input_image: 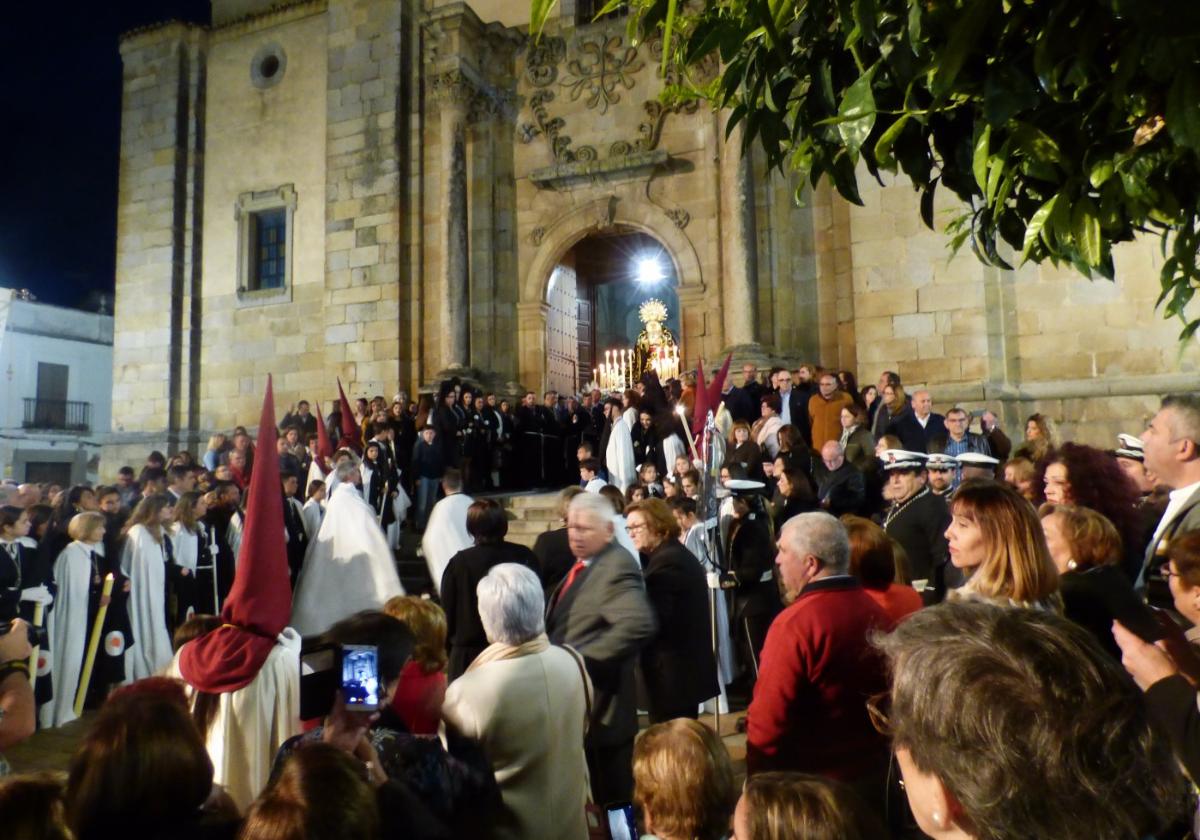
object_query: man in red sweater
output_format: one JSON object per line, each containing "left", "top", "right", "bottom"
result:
{"left": 746, "top": 511, "right": 892, "bottom": 795}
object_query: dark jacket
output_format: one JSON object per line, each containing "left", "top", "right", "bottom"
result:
{"left": 1143, "top": 485, "right": 1200, "bottom": 608}
{"left": 441, "top": 541, "right": 539, "bottom": 680}
{"left": 412, "top": 439, "right": 446, "bottom": 480}
{"left": 639, "top": 541, "right": 720, "bottom": 720}
{"left": 915, "top": 413, "right": 947, "bottom": 450}
{"left": 545, "top": 541, "right": 656, "bottom": 745}
{"left": 884, "top": 405, "right": 928, "bottom": 454}
{"left": 722, "top": 387, "right": 757, "bottom": 424}
{"left": 816, "top": 462, "right": 866, "bottom": 517}
{"left": 1060, "top": 564, "right": 1158, "bottom": 661}
{"left": 883, "top": 489, "right": 951, "bottom": 597}
{"left": 841, "top": 426, "right": 876, "bottom": 475}
{"left": 728, "top": 440, "right": 766, "bottom": 482}
{"left": 532, "top": 527, "right": 574, "bottom": 597}
{"left": 728, "top": 515, "right": 782, "bottom": 621}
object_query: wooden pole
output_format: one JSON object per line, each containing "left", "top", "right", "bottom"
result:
{"left": 74, "top": 573, "right": 115, "bottom": 717}
{"left": 27, "top": 601, "right": 45, "bottom": 693}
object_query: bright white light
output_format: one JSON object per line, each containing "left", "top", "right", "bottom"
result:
{"left": 636, "top": 256, "right": 665, "bottom": 284}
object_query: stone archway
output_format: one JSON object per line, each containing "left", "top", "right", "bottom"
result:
{"left": 518, "top": 196, "right": 706, "bottom": 393}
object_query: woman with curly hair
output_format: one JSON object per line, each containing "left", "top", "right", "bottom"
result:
{"left": 1041, "top": 442, "right": 1144, "bottom": 581}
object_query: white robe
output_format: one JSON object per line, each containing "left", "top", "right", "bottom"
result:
{"left": 663, "top": 433, "right": 687, "bottom": 470}
{"left": 301, "top": 497, "right": 323, "bottom": 542}
{"left": 386, "top": 484, "right": 412, "bottom": 551}
{"left": 228, "top": 511, "right": 244, "bottom": 574}
{"left": 683, "top": 524, "right": 733, "bottom": 686}
{"left": 622, "top": 406, "right": 638, "bottom": 431}
{"left": 168, "top": 630, "right": 302, "bottom": 812}
{"left": 305, "top": 459, "right": 327, "bottom": 497}
{"left": 169, "top": 522, "right": 200, "bottom": 572}
{"left": 605, "top": 418, "right": 637, "bottom": 492}
{"left": 121, "top": 525, "right": 174, "bottom": 682}
{"left": 421, "top": 492, "right": 475, "bottom": 597}
{"left": 291, "top": 483, "right": 405, "bottom": 637}
{"left": 44, "top": 541, "right": 97, "bottom": 727}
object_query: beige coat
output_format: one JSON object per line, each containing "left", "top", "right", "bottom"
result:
{"left": 442, "top": 644, "right": 590, "bottom": 840}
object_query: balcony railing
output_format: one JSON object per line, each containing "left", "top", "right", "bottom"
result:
{"left": 23, "top": 399, "right": 92, "bottom": 433}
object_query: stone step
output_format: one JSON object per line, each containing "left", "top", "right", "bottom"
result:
{"left": 502, "top": 490, "right": 564, "bottom": 511}
{"left": 508, "top": 507, "right": 559, "bottom": 522}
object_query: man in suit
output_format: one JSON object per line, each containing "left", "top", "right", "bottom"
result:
{"left": 775, "top": 368, "right": 813, "bottom": 448}
{"left": 545, "top": 492, "right": 656, "bottom": 806}
{"left": 1139, "top": 394, "right": 1200, "bottom": 607}
{"left": 532, "top": 487, "right": 583, "bottom": 597}
{"left": 910, "top": 389, "right": 946, "bottom": 452}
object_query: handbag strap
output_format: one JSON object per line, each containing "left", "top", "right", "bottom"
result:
{"left": 562, "top": 643, "right": 592, "bottom": 734}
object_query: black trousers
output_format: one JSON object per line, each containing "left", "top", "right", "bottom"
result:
{"left": 647, "top": 698, "right": 699, "bottom": 725}
{"left": 587, "top": 737, "right": 634, "bottom": 808}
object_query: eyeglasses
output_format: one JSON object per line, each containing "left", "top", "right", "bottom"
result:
{"left": 626, "top": 523, "right": 648, "bottom": 534}
{"left": 866, "top": 691, "right": 892, "bottom": 736}
{"left": 1164, "top": 566, "right": 1182, "bottom": 581}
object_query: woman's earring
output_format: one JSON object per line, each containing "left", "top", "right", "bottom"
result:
{"left": 931, "top": 811, "right": 945, "bottom": 829}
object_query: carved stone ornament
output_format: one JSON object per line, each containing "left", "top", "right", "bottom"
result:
{"left": 559, "top": 35, "right": 644, "bottom": 114}
{"left": 529, "top": 226, "right": 547, "bottom": 245}
{"left": 519, "top": 30, "right": 699, "bottom": 168}
{"left": 666, "top": 207, "right": 690, "bottom": 229}
{"left": 428, "top": 69, "right": 477, "bottom": 109}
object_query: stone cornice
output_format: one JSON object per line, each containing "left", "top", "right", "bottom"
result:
{"left": 934, "top": 372, "right": 1199, "bottom": 405}
{"left": 210, "top": 0, "right": 327, "bottom": 41}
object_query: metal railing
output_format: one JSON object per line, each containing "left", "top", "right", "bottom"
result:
{"left": 22, "top": 399, "right": 91, "bottom": 432}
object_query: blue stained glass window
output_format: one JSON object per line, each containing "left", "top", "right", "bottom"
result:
{"left": 251, "top": 208, "right": 287, "bottom": 290}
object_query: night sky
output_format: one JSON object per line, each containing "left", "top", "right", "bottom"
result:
{"left": 0, "top": 2, "right": 210, "bottom": 310}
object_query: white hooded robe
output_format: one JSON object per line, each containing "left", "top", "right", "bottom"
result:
{"left": 121, "top": 524, "right": 174, "bottom": 682}
{"left": 421, "top": 492, "right": 475, "bottom": 597}
{"left": 290, "top": 483, "right": 404, "bottom": 637}
{"left": 605, "top": 416, "right": 637, "bottom": 492}
{"left": 44, "top": 541, "right": 97, "bottom": 727}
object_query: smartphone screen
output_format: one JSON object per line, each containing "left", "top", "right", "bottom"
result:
{"left": 606, "top": 803, "right": 637, "bottom": 840}
{"left": 341, "top": 644, "right": 380, "bottom": 711}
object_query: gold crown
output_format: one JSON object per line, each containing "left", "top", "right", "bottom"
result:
{"left": 638, "top": 298, "right": 668, "bottom": 325}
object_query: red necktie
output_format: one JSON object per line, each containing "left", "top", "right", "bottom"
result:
{"left": 557, "top": 560, "right": 588, "bottom": 602}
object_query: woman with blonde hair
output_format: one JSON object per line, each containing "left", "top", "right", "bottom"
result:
{"left": 633, "top": 719, "right": 736, "bottom": 840}
{"left": 1002, "top": 456, "right": 1039, "bottom": 503}
{"left": 1015, "top": 412, "right": 1057, "bottom": 466}
{"left": 730, "top": 772, "right": 884, "bottom": 840}
{"left": 202, "top": 434, "right": 227, "bottom": 472}
{"left": 382, "top": 595, "right": 448, "bottom": 735}
{"left": 944, "top": 480, "right": 1059, "bottom": 610}
{"left": 45, "top": 512, "right": 109, "bottom": 727}
{"left": 120, "top": 495, "right": 176, "bottom": 680}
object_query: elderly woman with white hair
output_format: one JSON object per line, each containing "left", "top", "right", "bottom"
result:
{"left": 441, "top": 563, "right": 592, "bottom": 840}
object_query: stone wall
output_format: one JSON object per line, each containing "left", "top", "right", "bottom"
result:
{"left": 110, "top": 22, "right": 206, "bottom": 459}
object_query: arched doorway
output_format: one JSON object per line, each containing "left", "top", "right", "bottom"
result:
{"left": 545, "top": 229, "right": 680, "bottom": 395}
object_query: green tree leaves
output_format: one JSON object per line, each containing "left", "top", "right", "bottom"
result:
{"left": 532, "top": 0, "right": 1200, "bottom": 340}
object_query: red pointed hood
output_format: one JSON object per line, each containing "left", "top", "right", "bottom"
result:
{"left": 179, "top": 376, "right": 292, "bottom": 694}
{"left": 337, "top": 379, "right": 361, "bottom": 454}
{"left": 314, "top": 400, "right": 333, "bottom": 473}
{"left": 706, "top": 353, "right": 733, "bottom": 412}
{"left": 691, "top": 358, "right": 710, "bottom": 438}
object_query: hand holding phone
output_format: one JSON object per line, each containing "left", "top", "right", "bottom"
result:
{"left": 341, "top": 644, "right": 380, "bottom": 712}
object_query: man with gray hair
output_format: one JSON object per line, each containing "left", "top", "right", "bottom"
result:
{"left": 442, "top": 563, "right": 592, "bottom": 839}
{"left": 746, "top": 512, "right": 891, "bottom": 814}
{"left": 546, "top": 491, "right": 655, "bottom": 807}
{"left": 1139, "top": 394, "right": 1200, "bottom": 606}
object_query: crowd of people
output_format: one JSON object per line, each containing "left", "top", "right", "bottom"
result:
{"left": 1, "top": 364, "right": 1200, "bottom": 840}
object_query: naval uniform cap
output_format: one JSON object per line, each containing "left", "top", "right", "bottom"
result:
{"left": 1115, "top": 433, "right": 1145, "bottom": 461}
{"left": 925, "top": 453, "right": 960, "bottom": 470}
{"left": 956, "top": 452, "right": 1000, "bottom": 467}
{"left": 881, "top": 449, "right": 929, "bottom": 471}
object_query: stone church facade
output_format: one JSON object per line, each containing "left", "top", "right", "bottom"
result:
{"left": 105, "top": 0, "right": 1198, "bottom": 469}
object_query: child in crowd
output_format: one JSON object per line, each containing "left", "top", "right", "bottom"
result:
{"left": 639, "top": 463, "right": 665, "bottom": 498}
{"left": 580, "top": 459, "right": 607, "bottom": 494}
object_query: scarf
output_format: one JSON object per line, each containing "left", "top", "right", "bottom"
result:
{"left": 465, "top": 633, "right": 550, "bottom": 674}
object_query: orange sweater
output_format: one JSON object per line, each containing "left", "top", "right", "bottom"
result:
{"left": 808, "top": 391, "right": 853, "bottom": 450}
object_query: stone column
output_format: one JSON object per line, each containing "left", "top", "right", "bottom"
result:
{"left": 719, "top": 116, "right": 759, "bottom": 349}
{"left": 432, "top": 72, "right": 473, "bottom": 370}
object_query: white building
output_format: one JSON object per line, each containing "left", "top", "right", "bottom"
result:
{"left": 0, "top": 288, "right": 113, "bottom": 486}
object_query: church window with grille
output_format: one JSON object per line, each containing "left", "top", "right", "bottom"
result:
{"left": 236, "top": 184, "right": 296, "bottom": 305}
{"left": 250, "top": 209, "right": 287, "bottom": 290}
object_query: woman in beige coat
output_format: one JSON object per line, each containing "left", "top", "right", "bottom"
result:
{"left": 442, "top": 563, "right": 591, "bottom": 840}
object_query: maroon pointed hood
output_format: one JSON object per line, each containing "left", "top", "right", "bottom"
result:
{"left": 314, "top": 400, "right": 333, "bottom": 473}
{"left": 179, "top": 376, "right": 292, "bottom": 693}
{"left": 337, "top": 379, "right": 361, "bottom": 454}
